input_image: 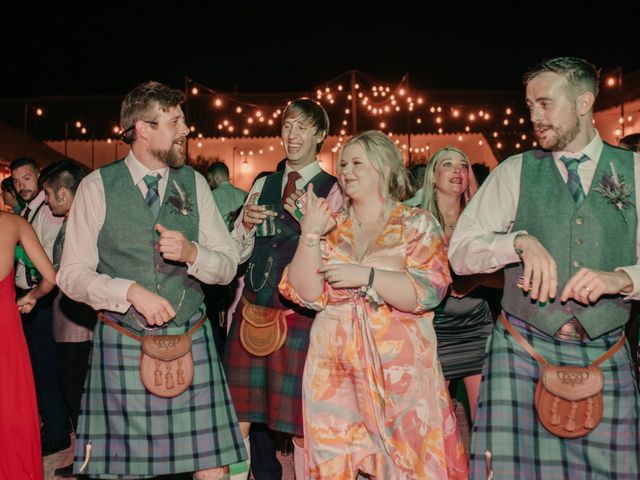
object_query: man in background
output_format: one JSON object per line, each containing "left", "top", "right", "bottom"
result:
{"left": 42, "top": 159, "right": 95, "bottom": 478}
{"left": 208, "top": 161, "right": 247, "bottom": 230}
{"left": 11, "top": 156, "right": 69, "bottom": 456}
{"left": 205, "top": 160, "right": 248, "bottom": 356}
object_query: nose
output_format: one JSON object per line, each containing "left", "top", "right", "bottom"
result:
{"left": 289, "top": 125, "right": 301, "bottom": 139}
{"left": 179, "top": 119, "right": 190, "bottom": 137}
{"left": 530, "top": 105, "right": 542, "bottom": 123}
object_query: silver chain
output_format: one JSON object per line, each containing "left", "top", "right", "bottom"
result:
{"left": 247, "top": 257, "right": 274, "bottom": 292}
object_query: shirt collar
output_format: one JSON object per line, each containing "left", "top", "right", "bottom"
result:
{"left": 283, "top": 159, "right": 321, "bottom": 185}
{"left": 124, "top": 151, "right": 169, "bottom": 186}
{"left": 552, "top": 131, "right": 603, "bottom": 163}
{"left": 27, "top": 189, "right": 45, "bottom": 209}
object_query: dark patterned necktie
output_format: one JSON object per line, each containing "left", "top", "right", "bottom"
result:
{"left": 53, "top": 220, "right": 66, "bottom": 268}
{"left": 22, "top": 205, "right": 32, "bottom": 221}
{"left": 560, "top": 155, "right": 588, "bottom": 206}
{"left": 144, "top": 174, "right": 162, "bottom": 218}
{"left": 282, "top": 171, "right": 301, "bottom": 206}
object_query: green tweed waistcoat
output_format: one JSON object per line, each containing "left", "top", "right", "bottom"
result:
{"left": 503, "top": 144, "right": 636, "bottom": 338}
{"left": 97, "top": 160, "right": 203, "bottom": 331}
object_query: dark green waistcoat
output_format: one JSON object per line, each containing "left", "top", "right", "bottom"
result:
{"left": 503, "top": 144, "right": 636, "bottom": 338}
{"left": 244, "top": 169, "right": 337, "bottom": 309}
{"left": 97, "top": 160, "right": 203, "bottom": 331}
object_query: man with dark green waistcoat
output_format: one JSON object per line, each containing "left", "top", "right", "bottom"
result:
{"left": 450, "top": 57, "right": 640, "bottom": 478}
{"left": 58, "top": 81, "right": 245, "bottom": 479}
{"left": 224, "top": 98, "right": 342, "bottom": 479}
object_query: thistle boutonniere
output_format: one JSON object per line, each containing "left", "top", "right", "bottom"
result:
{"left": 166, "top": 180, "right": 194, "bottom": 216}
{"left": 594, "top": 162, "right": 634, "bottom": 224}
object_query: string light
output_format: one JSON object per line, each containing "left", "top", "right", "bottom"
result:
{"left": 19, "top": 71, "right": 547, "bottom": 159}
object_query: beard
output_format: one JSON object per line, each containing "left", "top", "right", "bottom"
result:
{"left": 19, "top": 189, "right": 36, "bottom": 202}
{"left": 150, "top": 139, "right": 186, "bottom": 168}
{"left": 534, "top": 112, "right": 581, "bottom": 151}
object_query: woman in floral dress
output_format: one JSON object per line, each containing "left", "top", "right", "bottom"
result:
{"left": 279, "top": 130, "right": 468, "bottom": 479}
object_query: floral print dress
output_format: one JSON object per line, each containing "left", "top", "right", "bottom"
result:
{"left": 279, "top": 203, "right": 468, "bottom": 479}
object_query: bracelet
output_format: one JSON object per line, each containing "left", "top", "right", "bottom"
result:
{"left": 300, "top": 232, "right": 321, "bottom": 247}
{"left": 360, "top": 268, "right": 375, "bottom": 297}
{"left": 302, "top": 232, "right": 321, "bottom": 240}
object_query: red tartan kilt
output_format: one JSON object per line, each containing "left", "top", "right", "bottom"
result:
{"left": 223, "top": 301, "right": 314, "bottom": 436}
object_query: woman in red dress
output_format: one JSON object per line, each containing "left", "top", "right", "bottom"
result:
{"left": 0, "top": 211, "right": 56, "bottom": 480}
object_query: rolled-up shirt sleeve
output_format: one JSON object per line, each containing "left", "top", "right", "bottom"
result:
{"left": 449, "top": 155, "right": 524, "bottom": 275}
{"left": 57, "top": 171, "right": 134, "bottom": 312}
{"left": 616, "top": 151, "right": 640, "bottom": 300}
{"left": 187, "top": 172, "right": 239, "bottom": 285}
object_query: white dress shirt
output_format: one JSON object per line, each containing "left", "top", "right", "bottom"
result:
{"left": 15, "top": 190, "right": 64, "bottom": 290}
{"left": 231, "top": 160, "right": 343, "bottom": 263}
{"left": 57, "top": 152, "right": 239, "bottom": 313}
{"left": 449, "top": 132, "right": 640, "bottom": 299}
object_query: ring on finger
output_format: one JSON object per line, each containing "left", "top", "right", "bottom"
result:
{"left": 583, "top": 286, "right": 592, "bottom": 293}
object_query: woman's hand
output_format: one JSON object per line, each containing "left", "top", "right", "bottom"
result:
{"left": 300, "top": 183, "right": 332, "bottom": 236}
{"left": 318, "top": 263, "right": 370, "bottom": 289}
{"left": 17, "top": 293, "right": 37, "bottom": 314}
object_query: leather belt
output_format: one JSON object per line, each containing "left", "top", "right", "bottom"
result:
{"left": 98, "top": 312, "right": 207, "bottom": 341}
{"left": 554, "top": 318, "right": 590, "bottom": 341}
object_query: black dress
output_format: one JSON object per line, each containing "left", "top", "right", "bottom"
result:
{"left": 433, "top": 286, "right": 494, "bottom": 379}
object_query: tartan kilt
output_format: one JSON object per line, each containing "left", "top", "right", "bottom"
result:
{"left": 73, "top": 315, "right": 246, "bottom": 478}
{"left": 223, "top": 301, "right": 313, "bottom": 436}
{"left": 470, "top": 312, "right": 640, "bottom": 479}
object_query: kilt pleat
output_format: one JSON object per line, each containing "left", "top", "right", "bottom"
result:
{"left": 470, "top": 313, "right": 640, "bottom": 479}
{"left": 223, "top": 303, "right": 312, "bottom": 436}
{"left": 73, "top": 317, "right": 246, "bottom": 478}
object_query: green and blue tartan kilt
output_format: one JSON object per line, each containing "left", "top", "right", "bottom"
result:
{"left": 470, "top": 313, "right": 640, "bottom": 479}
{"left": 223, "top": 303, "right": 313, "bottom": 436}
{"left": 73, "top": 314, "right": 246, "bottom": 478}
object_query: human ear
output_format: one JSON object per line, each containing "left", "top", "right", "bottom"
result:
{"left": 576, "top": 91, "right": 595, "bottom": 116}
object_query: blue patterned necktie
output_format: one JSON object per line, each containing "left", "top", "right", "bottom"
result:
{"left": 560, "top": 155, "right": 588, "bottom": 206}
{"left": 144, "top": 173, "right": 162, "bottom": 218}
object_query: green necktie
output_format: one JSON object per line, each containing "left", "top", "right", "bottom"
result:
{"left": 144, "top": 174, "right": 162, "bottom": 218}
{"left": 560, "top": 155, "right": 588, "bottom": 206}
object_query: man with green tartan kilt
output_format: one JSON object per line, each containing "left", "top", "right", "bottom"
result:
{"left": 450, "top": 57, "right": 640, "bottom": 478}
{"left": 225, "top": 98, "right": 342, "bottom": 479}
{"left": 58, "top": 81, "right": 246, "bottom": 479}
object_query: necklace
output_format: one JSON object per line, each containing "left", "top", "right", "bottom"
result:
{"left": 350, "top": 205, "right": 389, "bottom": 227}
{"left": 446, "top": 222, "right": 456, "bottom": 231}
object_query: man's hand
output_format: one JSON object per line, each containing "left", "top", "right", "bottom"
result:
{"left": 515, "top": 234, "right": 558, "bottom": 302}
{"left": 126, "top": 283, "right": 176, "bottom": 326}
{"left": 241, "top": 192, "right": 277, "bottom": 231}
{"left": 155, "top": 224, "right": 197, "bottom": 263}
{"left": 560, "top": 268, "right": 633, "bottom": 305}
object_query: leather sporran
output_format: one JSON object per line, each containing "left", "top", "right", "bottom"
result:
{"left": 499, "top": 314, "right": 625, "bottom": 440}
{"left": 239, "top": 299, "right": 288, "bottom": 357}
{"left": 534, "top": 364, "right": 604, "bottom": 438}
{"left": 99, "top": 313, "right": 206, "bottom": 398}
{"left": 140, "top": 334, "right": 194, "bottom": 398}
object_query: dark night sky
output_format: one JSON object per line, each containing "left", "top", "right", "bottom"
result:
{"left": 3, "top": 4, "right": 640, "bottom": 98}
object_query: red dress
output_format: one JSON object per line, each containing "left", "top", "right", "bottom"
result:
{"left": 0, "top": 269, "right": 43, "bottom": 480}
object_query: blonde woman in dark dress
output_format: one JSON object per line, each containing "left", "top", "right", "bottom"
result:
{"left": 422, "top": 147, "right": 502, "bottom": 422}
